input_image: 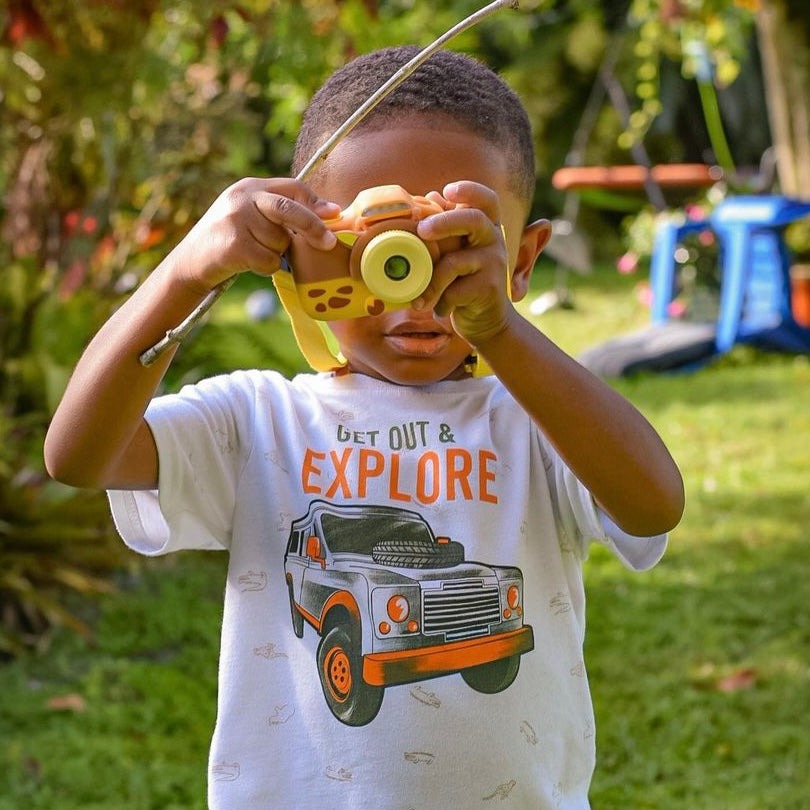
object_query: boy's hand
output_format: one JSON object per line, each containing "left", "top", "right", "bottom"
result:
{"left": 414, "top": 181, "right": 512, "bottom": 346}
{"left": 170, "top": 177, "right": 339, "bottom": 295}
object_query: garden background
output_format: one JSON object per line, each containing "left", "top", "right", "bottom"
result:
{"left": 1, "top": 1, "right": 809, "bottom": 808}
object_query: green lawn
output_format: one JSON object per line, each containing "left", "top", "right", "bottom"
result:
{"left": 2, "top": 264, "right": 809, "bottom": 808}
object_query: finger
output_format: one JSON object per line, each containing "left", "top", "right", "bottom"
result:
{"left": 417, "top": 187, "right": 505, "bottom": 246}
{"left": 424, "top": 190, "right": 454, "bottom": 210}
{"left": 253, "top": 180, "right": 339, "bottom": 250}
{"left": 414, "top": 232, "right": 508, "bottom": 312}
{"left": 433, "top": 272, "right": 491, "bottom": 320}
{"left": 261, "top": 177, "right": 341, "bottom": 217}
{"left": 434, "top": 259, "right": 511, "bottom": 327}
{"left": 414, "top": 250, "right": 483, "bottom": 313}
{"left": 241, "top": 223, "right": 289, "bottom": 276}
{"left": 441, "top": 181, "right": 501, "bottom": 222}
{"left": 418, "top": 210, "right": 500, "bottom": 250}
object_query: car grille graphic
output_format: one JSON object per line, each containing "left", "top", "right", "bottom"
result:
{"left": 422, "top": 580, "right": 501, "bottom": 641}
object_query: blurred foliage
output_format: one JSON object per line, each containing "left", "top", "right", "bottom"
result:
{"left": 624, "top": 0, "right": 758, "bottom": 154}
{"left": 0, "top": 0, "right": 794, "bottom": 656}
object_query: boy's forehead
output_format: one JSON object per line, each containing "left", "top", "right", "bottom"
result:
{"left": 311, "top": 121, "right": 513, "bottom": 201}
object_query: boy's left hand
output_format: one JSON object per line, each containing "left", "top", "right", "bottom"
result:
{"left": 414, "top": 181, "right": 512, "bottom": 347}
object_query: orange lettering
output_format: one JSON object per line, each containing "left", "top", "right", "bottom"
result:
{"left": 357, "top": 448, "right": 385, "bottom": 497}
{"left": 479, "top": 449, "right": 498, "bottom": 503}
{"left": 388, "top": 453, "right": 411, "bottom": 502}
{"left": 416, "top": 451, "right": 440, "bottom": 504}
{"left": 301, "top": 448, "right": 325, "bottom": 494}
{"left": 303, "top": 445, "right": 498, "bottom": 505}
{"left": 446, "top": 447, "right": 473, "bottom": 501}
{"left": 325, "top": 448, "right": 353, "bottom": 498}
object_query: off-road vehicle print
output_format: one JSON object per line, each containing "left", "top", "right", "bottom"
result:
{"left": 284, "top": 500, "right": 534, "bottom": 726}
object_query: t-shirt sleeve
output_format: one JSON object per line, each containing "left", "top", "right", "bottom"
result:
{"left": 539, "top": 432, "right": 667, "bottom": 572}
{"left": 107, "top": 374, "right": 255, "bottom": 556}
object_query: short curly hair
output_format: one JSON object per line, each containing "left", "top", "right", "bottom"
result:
{"left": 293, "top": 45, "right": 535, "bottom": 207}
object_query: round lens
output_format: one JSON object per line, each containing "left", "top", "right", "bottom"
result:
{"left": 384, "top": 254, "right": 411, "bottom": 281}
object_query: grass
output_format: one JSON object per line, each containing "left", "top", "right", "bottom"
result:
{"left": 2, "top": 263, "right": 809, "bottom": 808}
{"left": 0, "top": 557, "right": 223, "bottom": 810}
{"left": 530, "top": 266, "right": 810, "bottom": 809}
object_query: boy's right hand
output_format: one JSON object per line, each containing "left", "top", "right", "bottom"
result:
{"left": 170, "top": 177, "right": 340, "bottom": 294}
{"left": 44, "top": 178, "right": 340, "bottom": 491}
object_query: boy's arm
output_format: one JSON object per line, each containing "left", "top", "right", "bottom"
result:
{"left": 418, "top": 181, "right": 684, "bottom": 537}
{"left": 44, "top": 178, "right": 338, "bottom": 491}
{"left": 475, "top": 311, "right": 684, "bottom": 537}
{"left": 44, "top": 260, "right": 215, "bottom": 491}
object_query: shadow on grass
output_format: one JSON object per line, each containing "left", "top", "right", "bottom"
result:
{"left": 612, "top": 350, "right": 810, "bottom": 410}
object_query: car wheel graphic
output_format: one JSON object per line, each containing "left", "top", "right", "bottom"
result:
{"left": 461, "top": 654, "right": 521, "bottom": 693}
{"left": 316, "top": 626, "right": 383, "bottom": 726}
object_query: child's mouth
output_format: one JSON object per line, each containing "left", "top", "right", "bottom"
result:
{"left": 384, "top": 325, "right": 452, "bottom": 356}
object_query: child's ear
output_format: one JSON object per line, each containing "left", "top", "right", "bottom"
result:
{"left": 510, "top": 219, "right": 552, "bottom": 302}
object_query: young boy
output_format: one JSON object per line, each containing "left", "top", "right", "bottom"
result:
{"left": 45, "top": 46, "right": 683, "bottom": 809}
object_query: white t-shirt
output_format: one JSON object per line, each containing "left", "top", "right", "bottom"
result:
{"left": 109, "top": 370, "right": 666, "bottom": 810}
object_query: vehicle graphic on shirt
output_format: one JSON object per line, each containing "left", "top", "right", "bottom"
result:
{"left": 284, "top": 500, "right": 534, "bottom": 726}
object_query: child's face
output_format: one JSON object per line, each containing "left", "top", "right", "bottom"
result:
{"left": 310, "top": 122, "right": 535, "bottom": 385}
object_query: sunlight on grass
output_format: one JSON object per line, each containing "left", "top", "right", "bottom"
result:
{"left": 519, "top": 259, "right": 651, "bottom": 357}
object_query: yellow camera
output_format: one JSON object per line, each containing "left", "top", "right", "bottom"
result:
{"left": 282, "top": 184, "right": 451, "bottom": 320}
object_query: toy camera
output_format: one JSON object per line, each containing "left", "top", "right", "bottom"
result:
{"left": 283, "top": 184, "right": 455, "bottom": 320}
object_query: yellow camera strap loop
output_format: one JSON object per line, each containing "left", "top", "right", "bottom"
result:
{"left": 272, "top": 270, "right": 347, "bottom": 372}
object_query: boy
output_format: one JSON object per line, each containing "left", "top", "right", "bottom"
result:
{"left": 45, "top": 46, "right": 684, "bottom": 809}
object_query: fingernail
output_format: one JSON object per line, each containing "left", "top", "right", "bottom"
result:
{"left": 316, "top": 201, "right": 340, "bottom": 221}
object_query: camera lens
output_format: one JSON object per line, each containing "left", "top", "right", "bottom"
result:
{"left": 360, "top": 230, "right": 431, "bottom": 303}
{"left": 384, "top": 255, "right": 410, "bottom": 281}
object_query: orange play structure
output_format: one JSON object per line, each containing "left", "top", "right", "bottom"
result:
{"left": 551, "top": 163, "right": 722, "bottom": 193}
